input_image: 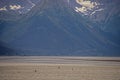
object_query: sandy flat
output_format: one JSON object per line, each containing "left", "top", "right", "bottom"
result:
{"left": 0, "top": 56, "right": 120, "bottom": 80}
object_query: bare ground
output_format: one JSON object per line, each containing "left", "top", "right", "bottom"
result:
{"left": 0, "top": 56, "right": 120, "bottom": 80}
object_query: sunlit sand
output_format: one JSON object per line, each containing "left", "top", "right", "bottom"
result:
{"left": 0, "top": 56, "right": 120, "bottom": 80}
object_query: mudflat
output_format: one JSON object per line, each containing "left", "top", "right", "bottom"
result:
{"left": 0, "top": 56, "right": 120, "bottom": 80}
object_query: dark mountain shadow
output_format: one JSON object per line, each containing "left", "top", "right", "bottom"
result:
{"left": 0, "top": 41, "right": 16, "bottom": 56}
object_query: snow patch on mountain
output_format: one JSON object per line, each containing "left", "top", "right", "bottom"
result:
{"left": 74, "top": 0, "right": 102, "bottom": 16}
{"left": 0, "top": 6, "right": 7, "bottom": 11}
{"left": 90, "top": 8, "right": 104, "bottom": 15}
{"left": 9, "top": 5, "right": 23, "bottom": 10}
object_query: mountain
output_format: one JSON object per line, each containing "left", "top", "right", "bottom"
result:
{"left": 0, "top": 0, "right": 120, "bottom": 56}
{"left": 0, "top": 41, "right": 16, "bottom": 55}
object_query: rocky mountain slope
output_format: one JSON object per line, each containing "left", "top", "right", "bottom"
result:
{"left": 0, "top": 0, "right": 120, "bottom": 56}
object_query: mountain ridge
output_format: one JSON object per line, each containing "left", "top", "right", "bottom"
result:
{"left": 0, "top": 0, "right": 120, "bottom": 56}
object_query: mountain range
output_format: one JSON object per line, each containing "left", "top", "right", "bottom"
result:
{"left": 0, "top": 0, "right": 120, "bottom": 56}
